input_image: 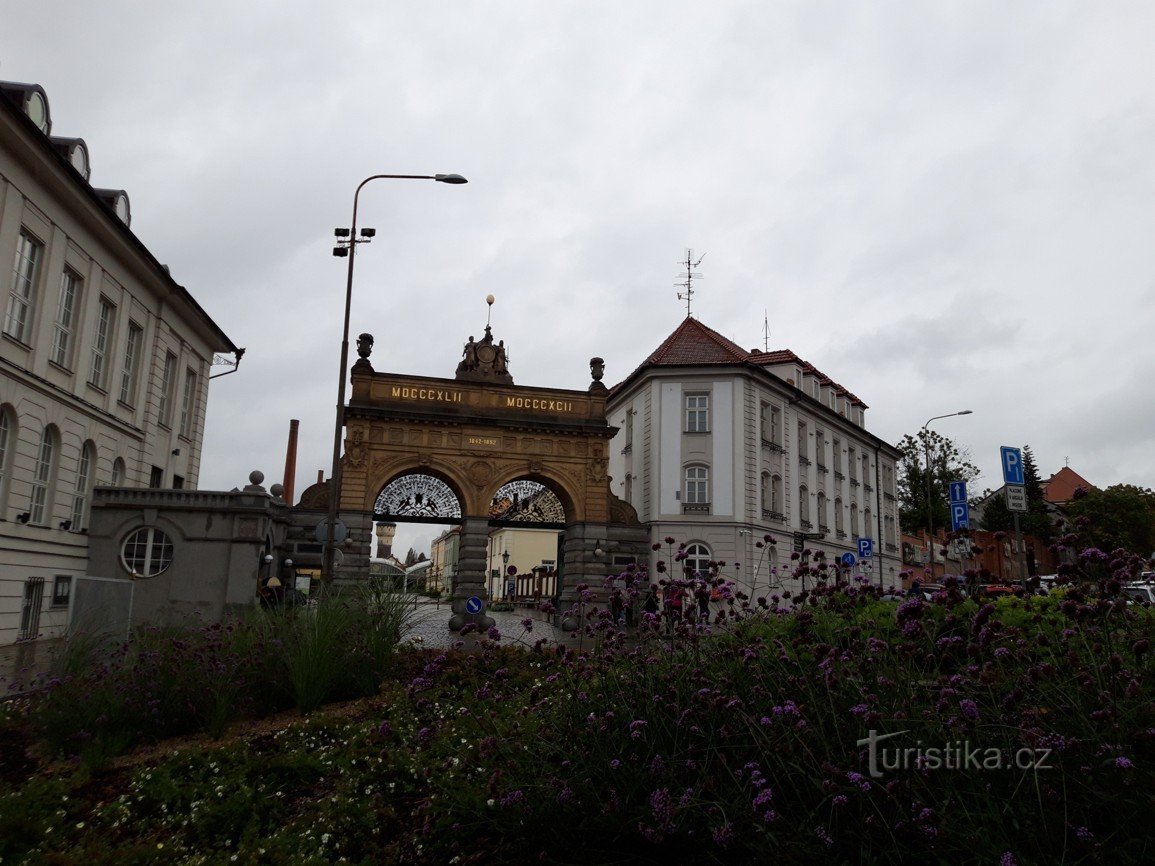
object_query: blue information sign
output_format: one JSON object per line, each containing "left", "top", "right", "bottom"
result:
{"left": 1000, "top": 446, "right": 1024, "bottom": 486}
{"left": 949, "top": 481, "right": 967, "bottom": 504}
{"left": 465, "top": 596, "right": 484, "bottom": 614}
{"left": 840, "top": 552, "right": 857, "bottom": 567}
{"left": 857, "top": 537, "right": 874, "bottom": 559}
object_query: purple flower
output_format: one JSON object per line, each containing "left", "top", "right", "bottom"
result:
{"left": 712, "top": 823, "right": 735, "bottom": 847}
{"left": 629, "top": 719, "right": 648, "bottom": 740}
{"left": 960, "top": 699, "right": 980, "bottom": 721}
{"left": 1115, "top": 756, "right": 1134, "bottom": 769}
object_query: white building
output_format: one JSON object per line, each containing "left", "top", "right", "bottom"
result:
{"left": 0, "top": 81, "right": 239, "bottom": 644}
{"left": 607, "top": 317, "right": 903, "bottom": 597}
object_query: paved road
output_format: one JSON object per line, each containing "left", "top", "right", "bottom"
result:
{"left": 402, "top": 599, "right": 569, "bottom": 649}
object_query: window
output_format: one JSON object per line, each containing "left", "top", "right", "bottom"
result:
{"left": 770, "top": 405, "right": 781, "bottom": 445}
{"left": 798, "top": 486, "right": 810, "bottom": 528}
{"left": 0, "top": 405, "right": 13, "bottom": 511}
{"left": 684, "top": 465, "right": 709, "bottom": 505}
{"left": 864, "top": 508, "right": 873, "bottom": 539}
{"left": 771, "top": 474, "right": 782, "bottom": 515}
{"left": 173, "top": 474, "right": 185, "bottom": 490}
{"left": 760, "top": 471, "right": 771, "bottom": 510}
{"left": 829, "top": 391, "right": 837, "bottom": 410}
{"left": 848, "top": 447, "right": 857, "bottom": 481}
{"left": 149, "top": 465, "right": 164, "bottom": 488}
{"left": 118, "top": 321, "right": 143, "bottom": 405}
{"left": 4, "top": 230, "right": 42, "bottom": 343}
{"left": 89, "top": 298, "right": 116, "bottom": 389}
{"left": 835, "top": 497, "right": 845, "bottom": 535}
{"left": 623, "top": 473, "right": 632, "bottom": 503}
{"left": 111, "top": 457, "right": 126, "bottom": 486}
{"left": 121, "top": 526, "right": 174, "bottom": 577}
{"left": 797, "top": 421, "right": 808, "bottom": 460}
{"left": 684, "top": 543, "right": 711, "bottom": 575}
{"left": 30, "top": 426, "right": 58, "bottom": 525}
{"left": 685, "top": 393, "right": 709, "bottom": 433}
{"left": 71, "top": 441, "right": 95, "bottom": 531}
{"left": 158, "top": 352, "right": 178, "bottom": 427}
{"left": 831, "top": 438, "right": 842, "bottom": 476}
{"left": 817, "top": 491, "right": 827, "bottom": 530}
{"left": 851, "top": 503, "right": 859, "bottom": 538}
{"left": 51, "top": 269, "right": 82, "bottom": 367}
{"left": 179, "top": 368, "right": 198, "bottom": 437}
{"left": 51, "top": 575, "right": 72, "bottom": 609}
{"left": 815, "top": 428, "right": 825, "bottom": 468}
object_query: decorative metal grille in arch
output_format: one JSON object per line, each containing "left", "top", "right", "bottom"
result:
{"left": 489, "top": 479, "right": 566, "bottom": 524}
{"left": 374, "top": 474, "right": 462, "bottom": 520}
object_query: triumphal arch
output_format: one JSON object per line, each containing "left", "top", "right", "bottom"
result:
{"left": 334, "top": 325, "right": 645, "bottom": 630}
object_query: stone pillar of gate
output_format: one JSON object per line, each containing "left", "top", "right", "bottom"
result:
{"left": 448, "top": 516, "right": 496, "bottom": 631}
{"left": 557, "top": 522, "right": 611, "bottom": 631}
{"left": 333, "top": 510, "right": 374, "bottom": 588}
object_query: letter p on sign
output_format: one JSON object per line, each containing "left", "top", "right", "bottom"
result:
{"left": 1000, "top": 446, "right": 1024, "bottom": 486}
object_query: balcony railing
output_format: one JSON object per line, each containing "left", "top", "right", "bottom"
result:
{"left": 763, "top": 440, "right": 786, "bottom": 454}
{"left": 761, "top": 509, "right": 786, "bottom": 522}
{"left": 818, "top": 524, "right": 830, "bottom": 533}
{"left": 836, "top": 529, "right": 847, "bottom": 539}
{"left": 682, "top": 503, "right": 711, "bottom": 514}
{"left": 800, "top": 519, "right": 813, "bottom": 530}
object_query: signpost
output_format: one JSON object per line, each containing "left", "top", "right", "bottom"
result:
{"left": 465, "top": 596, "right": 484, "bottom": 615}
{"left": 1000, "top": 445, "right": 1028, "bottom": 581}
{"left": 840, "top": 552, "right": 857, "bottom": 568}
{"left": 949, "top": 481, "right": 969, "bottom": 531}
{"left": 857, "top": 537, "right": 874, "bottom": 559}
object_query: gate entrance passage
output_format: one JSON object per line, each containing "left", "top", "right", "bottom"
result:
{"left": 334, "top": 325, "right": 643, "bottom": 630}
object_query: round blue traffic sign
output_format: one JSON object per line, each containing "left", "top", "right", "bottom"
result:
{"left": 840, "top": 552, "right": 857, "bottom": 567}
{"left": 465, "top": 596, "right": 484, "bottom": 614}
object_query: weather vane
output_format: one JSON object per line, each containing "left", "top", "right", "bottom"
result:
{"left": 675, "top": 249, "right": 705, "bottom": 318}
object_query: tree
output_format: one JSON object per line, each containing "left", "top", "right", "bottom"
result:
{"left": 1064, "top": 484, "right": 1155, "bottom": 556}
{"left": 404, "top": 547, "right": 420, "bottom": 566}
{"left": 897, "top": 429, "right": 980, "bottom": 538}
{"left": 1020, "top": 445, "right": 1055, "bottom": 540}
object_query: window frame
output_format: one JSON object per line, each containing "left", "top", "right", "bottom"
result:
{"left": 118, "top": 320, "right": 144, "bottom": 406}
{"left": 179, "top": 368, "right": 198, "bottom": 438}
{"left": 684, "top": 464, "right": 710, "bottom": 505}
{"left": 29, "top": 426, "right": 58, "bottom": 525}
{"left": 121, "top": 526, "right": 175, "bottom": 577}
{"left": 0, "top": 406, "right": 13, "bottom": 512}
{"left": 71, "top": 441, "right": 95, "bottom": 531}
{"left": 4, "top": 230, "right": 43, "bottom": 344}
{"left": 89, "top": 297, "right": 116, "bottom": 390}
{"left": 158, "top": 352, "right": 178, "bottom": 427}
{"left": 684, "top": 392, "right": 710, "bottom": 433}
{"left": 683, "top": 542, "right": 711, "bottom": 575}
{"left": 50, "top": 268, "right": 82, "bottom": 368}
{"left": 51, "top": 575, "right": 72, "bottom": 609}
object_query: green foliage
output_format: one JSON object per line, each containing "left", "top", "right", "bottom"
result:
{"left": 1066, "top": 484, "right": 1155, "bottom": 556}
{"left": 897, "top": 429, "right": 980, "bottom": 536}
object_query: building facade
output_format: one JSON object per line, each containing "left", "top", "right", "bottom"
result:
{"left": 0, "top": 81, "right": 239, "bottom": 644}
{"left": 607, "top": 317, "right": 903, "bottom": 597}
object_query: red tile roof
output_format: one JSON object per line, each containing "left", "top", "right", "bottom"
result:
{"left": 1042, "top": 466, "right": 1094, "bottom": 504}
{"left": 610, "top": 316, "right": 865, "bottom": 407}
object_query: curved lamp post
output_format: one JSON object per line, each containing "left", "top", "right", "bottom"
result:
{"left": 922, "top": 409, "right": 973, "bottom": 577}
{"left": 323, "top": 173, "right": 468, "bottom": 586}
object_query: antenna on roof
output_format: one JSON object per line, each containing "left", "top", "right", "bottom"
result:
{"left": 763, "top": 310, "right": 770, "bottom": 351}
{"left": 675, "top": 249, "right": 705, "bottom": 318}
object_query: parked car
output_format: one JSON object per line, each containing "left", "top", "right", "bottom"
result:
{"left": 1123, "top": 583, "right": 1155, "bottom": 605}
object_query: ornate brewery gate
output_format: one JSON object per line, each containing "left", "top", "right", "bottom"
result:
{"left": 336, "top": 326, "right": 641, "bottom": 630}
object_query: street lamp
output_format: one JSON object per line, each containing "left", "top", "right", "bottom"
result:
{"left": 922, "top": 410, "right": 973, "bottom": 578}
{"left": 322, "top": 173, "right": 468, "bottom": 587}
{"left": 502, "top": 549, "right": 510, "bottom": 600}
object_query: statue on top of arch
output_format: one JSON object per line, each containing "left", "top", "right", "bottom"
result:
{"left": 455, "top": 324, "right": 514, "bottom": 385}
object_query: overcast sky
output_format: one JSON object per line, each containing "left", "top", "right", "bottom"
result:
{"left": 6, "top": 2, "right": 1155, "bottom": 556}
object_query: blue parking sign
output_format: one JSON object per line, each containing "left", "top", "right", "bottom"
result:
{"left": 857, "top": 537, "right": 874, "bottom": 559}
{"left": 1000, "top": 446, "right": 1024, "bottom": 486}
{"left": 950, "top": 502, "right": 970, "bottom": 531}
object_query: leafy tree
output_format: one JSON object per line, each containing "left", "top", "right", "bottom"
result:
{"left": 897, "top": 429, "right": 980, "bottom": 538}
{"left": 1064, "top": 484, "right": 1155, "bottom": 556}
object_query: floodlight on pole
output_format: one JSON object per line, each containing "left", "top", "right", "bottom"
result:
{"left": 922, "top": 410, "right": 973, "bottom": 577}
{"left": 322, "top": 172, "right": 468, "bottom": 588}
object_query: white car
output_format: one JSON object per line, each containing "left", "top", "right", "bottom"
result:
{"left": 1123, "top": 583, "right": 1155, "bottom": 604}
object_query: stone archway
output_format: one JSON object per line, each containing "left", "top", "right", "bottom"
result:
{"left": 335, "top": 325, "right": 633, "bottom": 630}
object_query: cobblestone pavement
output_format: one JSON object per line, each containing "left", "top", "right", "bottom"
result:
{"left": 401, "top": 599, "right": 570, "bottom": 649}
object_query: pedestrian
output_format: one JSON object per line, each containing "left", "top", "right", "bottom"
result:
{"left": 610, "top": 589, "right": 624, "bottom": 626}
{"left": 643, "top": 585, "right": 660, "bottom": 623}
{"left": 697, "top": 585, "right": 710, "bottom": 622}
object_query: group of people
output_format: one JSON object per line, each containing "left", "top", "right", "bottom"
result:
{"left": 607, "top": 581, "right": 716, "bottom": 631}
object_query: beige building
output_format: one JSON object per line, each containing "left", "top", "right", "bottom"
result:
{"left": 607, "top": 317, "right": 903, "bottom": 597}
{"left": 485, "top": 526, "right": 561, "bottom": 600}
{"left": 0, "top": 81, "right": 239, "bottom": 644}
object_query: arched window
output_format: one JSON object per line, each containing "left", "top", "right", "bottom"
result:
{"left": 684, "top": 542, "right": 711, "bottom": 575}
{"left": 760, "top": 471, "right": 771, "bottom": 511}
{"left": 817, "top": 491, "right": 827, "bottom": 530}
{"left": 121, "top": 526, "right": 174, "bottom": 577}
{"left": 798, "top": 485, "right": 810, "bottom": 528}
{"left": 771, "top": 474, "right": 782, "bottom": 515}
{"left": 71, "top": 440, "right": 96, "bottom": 531}
{"left": 111, "top": 457, "right": 126, "bottom": 486}
{"left": 684, "top": 465, "right": 709, "bottom": 506}
{"left": 0, "top": 405, "right": 15, "bottom": 512}
{"left": 30, "top": 425, "right": 59, "bottom": 525}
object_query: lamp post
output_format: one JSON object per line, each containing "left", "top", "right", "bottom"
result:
{"left": 922, "top": 410, "right": 973, "bottom": 579}
{"left": 502, "top": 549, "right": 510, "bottom": 600}
{"left": 322, "top": 173, "right": 468, "bottom": 587}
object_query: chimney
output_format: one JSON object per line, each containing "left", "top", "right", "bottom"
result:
{"left": 281, "top": 419, "right": 299, "bottom": 505}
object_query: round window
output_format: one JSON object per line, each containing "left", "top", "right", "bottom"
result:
{"left": 121, "top": 527, "right": 174, "bottom": 577}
